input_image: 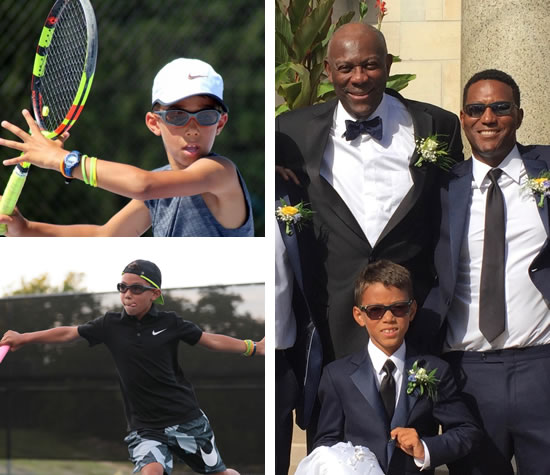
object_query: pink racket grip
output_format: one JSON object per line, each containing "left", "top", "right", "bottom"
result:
{"left": 0, "top": 345, "right": 10, "bottom": 363}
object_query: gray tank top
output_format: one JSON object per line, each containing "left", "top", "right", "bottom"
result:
{"left": 144, "top": 160, "right": 254, "bottom": 237}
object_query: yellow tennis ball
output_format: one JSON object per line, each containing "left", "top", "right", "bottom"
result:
{"left": 42, "top": 105, "right": 50, "bottom": 117}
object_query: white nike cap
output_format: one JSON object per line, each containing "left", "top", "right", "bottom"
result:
{"left": 152, "top": 58, "right": 228, "bottom": 111}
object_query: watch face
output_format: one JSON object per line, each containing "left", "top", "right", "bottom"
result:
{"left": 66, "top": 154, "right": 80, "bottom": 166}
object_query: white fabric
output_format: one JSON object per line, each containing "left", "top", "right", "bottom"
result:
{"left": 320, "top": 93, "right": 415, "bottom": 245}
{"left": 275, "top": 222, "right": 296, "bottom": 349}
{"left": 445, "top": 145, "right": 550, "bottom": 351}
{"left": 295, "top": 442, "right": 385, "bottom": 475}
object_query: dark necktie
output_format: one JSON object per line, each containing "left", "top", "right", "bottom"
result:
{"left": 380, "top": 359, "right": 396, "bottom": 421}
{"left": 344, "top": 116, "right": 383, "bottom": 141}
{"left": 479, "top": 168, "right": 506, "bottom": 342}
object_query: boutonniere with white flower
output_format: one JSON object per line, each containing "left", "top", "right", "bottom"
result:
{"left": 525, "top": 172, "right": 550, "bottom": 208}
{"left": 276, "top": 198, "right": 314, "bottom": 236}
{"left": 407, "top": 360, "right": 439, "bottom": 401}
{"left": 414, "top": 135, "right": 456, "bottom": 171}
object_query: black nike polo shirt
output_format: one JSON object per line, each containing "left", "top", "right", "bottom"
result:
{"left": 78, "top": 304, "right": 203, "bottom": 430}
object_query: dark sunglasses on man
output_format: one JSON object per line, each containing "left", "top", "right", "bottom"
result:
{"left": 153, "top": 108, "right": 221, "bottom": 127}
{"left": 463, "top": 101, "right": 517, "bottom": 118}
{"left": 117, "top": 282, "right": 157, "bottom": 295}
{"left": 358, "top": 299, "right": 413, "bottom": 320}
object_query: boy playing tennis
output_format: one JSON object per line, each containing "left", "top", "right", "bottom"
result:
{"left": 0, "top": 58, "right": 254, "bottom": 236}
{"left": 0, "top": 259, "right": 264, "bottom": 475}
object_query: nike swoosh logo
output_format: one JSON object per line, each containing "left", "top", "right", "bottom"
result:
{"left": 152, "top": 329, "right": 167, "bottom": 336}
{"left": 188, "top": 74, "right": 207, "bottom": 80}
{"left": 200, "top": 436, "right": 219, "bottom": 467}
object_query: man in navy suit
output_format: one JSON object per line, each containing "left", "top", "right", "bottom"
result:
{"left": 419, "top": 69, "right": 550, "bottom": 474}
{"left": 275, "top": 22, "right": 463, "bottom": 361}
{"left": 313, "top": 260, "right": 480, "bottom": 475}
{"left": 275, "top": 172, "right": 325, "bottom": 475}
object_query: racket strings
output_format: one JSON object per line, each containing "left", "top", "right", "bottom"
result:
{"left": 37, "top": 0, "right": 89, "bottom": 132}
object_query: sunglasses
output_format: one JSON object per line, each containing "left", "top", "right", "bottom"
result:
{"left": 358, "top": 300, "right": 413, "bottom": 320}
{"left": 117, "top": 283, "right": 157, "bottom": 295}
{"left": 153, "top": 108, "right": 221, "bottom": 127}
{"left": 463, "top": 101, "right": 517, "bottom": 118}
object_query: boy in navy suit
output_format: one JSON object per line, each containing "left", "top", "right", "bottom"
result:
{"left": 312, "top": 260, "right": 481, "bottom": 474}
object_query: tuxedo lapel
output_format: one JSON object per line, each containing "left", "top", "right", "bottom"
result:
{"left": 376, "top": 96, "right": 433, "bottom": 244}
{"left": 522, "top": 153, "right": 550, "bottom": 235}
{"left": 304, "top": 100, "right": 369, "bottom": 243}
{"left": 349, "top": 351, "right": 388, "bottom": 425}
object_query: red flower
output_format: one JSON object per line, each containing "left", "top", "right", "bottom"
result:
{"left": 376, "top": 0, "right": 388, "bottom": 14}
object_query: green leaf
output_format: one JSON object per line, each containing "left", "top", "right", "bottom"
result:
{"left": 276, "top": 102, "right": 290, "bottom": 117}
{"left": 359, "top": 1, "right": 368, "bottom": 21}
{"left": 317, "top": 80, "right": 334, "bottom": 98}
{"left": 275, "top": 7, "right": 294, "bottom": 64}
{"left": 293, "top": 0, "right": 334, "bottom": 63}
{"left": 386, "top": 73, "right": 417, "bottom": 92}
{"left": 392, "top": 54, "right": 402, "bottom": 63}
{"left": 288, "top": 0, "right": 312, "bottom": 33}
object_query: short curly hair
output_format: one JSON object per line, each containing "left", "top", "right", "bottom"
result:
{"left": 354, "top": 260, "right": 413, "bottom": 306}
{"left": 463, "top": 69, "right": 520, "bottom": 107}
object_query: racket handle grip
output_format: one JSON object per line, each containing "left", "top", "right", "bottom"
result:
{"left": 0, "top": 163, "right": 30, "bottom": 236}
{"left": 0, "top": 345, "right": 10, "bottom": 363}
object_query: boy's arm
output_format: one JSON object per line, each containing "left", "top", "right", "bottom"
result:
{"left": 197, "top": 333, "right": 265, "bottom": 356}
{"left": 1, "top": 110, "right": 237, "bottom": 200}
{"left": 1, "top": 326, "right": 81, "bottom": 350}
{"left": 0, "top": 199, "right": 151, "bottom": 237}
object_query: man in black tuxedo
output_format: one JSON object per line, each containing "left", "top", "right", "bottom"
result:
{"left": 419, "top": 69, "right": 550, "bottom": 474}
{"left": 275, "top": 23, "right": 463, "bottom": 360}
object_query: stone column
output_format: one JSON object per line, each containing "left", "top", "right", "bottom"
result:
{"left": 462, "top": 0, "right": 550, "bottom": 144}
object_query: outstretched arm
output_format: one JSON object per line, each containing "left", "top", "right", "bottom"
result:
{"left": 0, "top": 198, "right": 151, "bottom": 237}
{"left": 197, "top": 333, "right": 265, "bottom": 356}
{"left": 1, "top": 326, "right": 81, "bottom": 351}
{"left": 1, "top": 110, "right": 236, "bottom": 201}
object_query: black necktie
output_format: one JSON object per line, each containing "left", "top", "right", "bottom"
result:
{"left": 380, "top": 359, "right": 396, "bottom": 421}
{"left": 479, "top": 168, "right": 506, "bottom": 342}
{"left": 344, "top": 116, "right": 383, "bottom": 141}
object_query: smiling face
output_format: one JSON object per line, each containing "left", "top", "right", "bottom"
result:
{"left": 325, "top": 24, "right": 392, "bottom": 119}
{"left": 145, "top": 95, "right": 228, "bottom": 170}
{"left": 353, "top": 283, "right": 416, "bottom": 356}
{"left": 119, "top": 273, "right": 160, "bottom": 320}
{"left": 461, "top": 79, "right": 524, "bottom": 167}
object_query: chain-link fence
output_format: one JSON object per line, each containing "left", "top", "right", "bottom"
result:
{"left": 0, "top": 284, "right": 265, "bottom": 473}
{"left": 0, "top": 0, "right": 265, "bottom": 236}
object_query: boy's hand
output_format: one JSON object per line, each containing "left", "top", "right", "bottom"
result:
{"left": 0, "top": 109, "right": 66, "bottom": 171}
{"left": 390, "top": 427, "right": 425, "bottom": 460}
{"left": 0, "top": 199, "right": 30, "bottom": 237}
{"left": 256, "top": 337, "right": 265, "bottom": 356}
{"left": 0, "top": 330, "right": 25, "bottom": 351}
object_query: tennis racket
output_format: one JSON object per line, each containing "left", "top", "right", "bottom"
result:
{"left": 0, "top": 0, "right": 98, "bottom": 235}
{"left": 0, "top": 345, "right": 9, "bottom": 364}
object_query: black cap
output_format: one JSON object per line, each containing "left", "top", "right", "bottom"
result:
{"left": 122, "top": 260, "right": 164, "bottom": 304}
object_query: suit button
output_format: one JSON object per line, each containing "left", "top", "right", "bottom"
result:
{"left": 137, "top": 332, "right": 141, "bottom": 337}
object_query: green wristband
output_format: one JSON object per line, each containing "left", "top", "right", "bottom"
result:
{"left": 81, "top": 154, "right": 88, "bottom": 185}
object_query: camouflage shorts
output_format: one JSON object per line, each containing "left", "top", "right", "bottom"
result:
{"left": 125, "top": 412, "right": 227, "bottom": 474}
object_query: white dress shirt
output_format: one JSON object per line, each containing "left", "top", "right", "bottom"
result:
{"left": 368, "top": 341, "right": 431, "bottom": 469}
{"left": 320, "top": 93, "right": 415, "bottom": 245}
{"left": 275, "top": 221, "right": 297, "bottom": 350}
{"left": 445, "top": 145, "right": 550, "bottom": 352}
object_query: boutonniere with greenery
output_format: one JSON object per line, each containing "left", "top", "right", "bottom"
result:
{"left": 276, "top": 198, "right": 314, "bottom": 236}
{"left": 414, "top": 135, "right": 456, "bottom": 171}
{"left": 407, "top": 361, "right": 439, "bottom": 401}
{"left": 525, "top": 172, "right": 550, "bottom": 208}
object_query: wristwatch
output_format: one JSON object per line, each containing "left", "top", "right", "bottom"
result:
{"left": 62, "top": 150, "right": 82, "bottom": 184}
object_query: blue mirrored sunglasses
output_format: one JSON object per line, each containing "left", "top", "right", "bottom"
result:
{"left": 153, "top": 108, "right": 221, "bottom": 127}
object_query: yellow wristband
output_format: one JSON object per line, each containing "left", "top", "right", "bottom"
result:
{"left": 90, "top": 157, "right": 97, "bottom": 187}
{"left": 81, "top": 155, "right": 88, "bottom": 185}
{"left": 243, "top": 339, "right": 254, "bottom": 357}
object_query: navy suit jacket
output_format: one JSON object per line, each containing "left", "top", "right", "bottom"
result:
{"left": 276, "top": 173, "right": 324, "bottom": 429}
{"left": 314, "top": 348, "right": 481, "bottom": 475}
{"left": 276, "top": 90, "right": 464, "bottom": 359}
{"left": 418, "top": 144, "right": 550, "bottom": 348}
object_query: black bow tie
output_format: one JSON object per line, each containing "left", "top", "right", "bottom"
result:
{"left": 344, "top": 116, "right": 383, "bottom": 141}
